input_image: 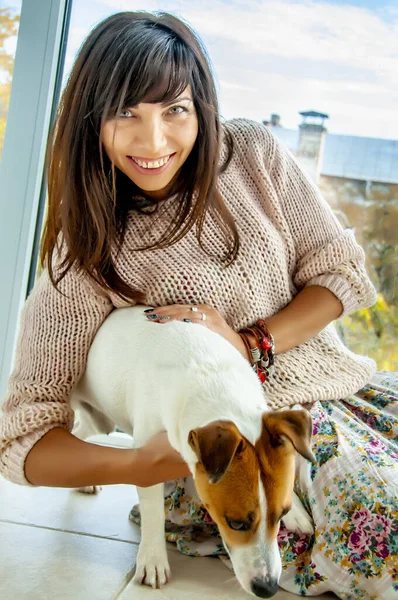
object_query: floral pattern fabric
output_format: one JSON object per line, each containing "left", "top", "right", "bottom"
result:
{"left": 130, "top": 371, "right": 398, "bottom": 599}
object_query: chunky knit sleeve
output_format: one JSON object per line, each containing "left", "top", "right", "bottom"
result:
{"left": 0, "top": 262, "right": 113, "bottom": 485}
{"left": 268, "top": 132, "right": 377, "bottom": 316}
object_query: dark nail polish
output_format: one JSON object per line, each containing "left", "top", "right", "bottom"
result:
{"left": 183, "top": 318, "right": 192, "bottom": 323}
{"left": 144, "top": 308, "right": 155, "bottom": 313}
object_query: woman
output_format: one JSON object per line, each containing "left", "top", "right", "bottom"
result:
{"left": 0, "top": 11, "right": 396, "bottom": 599}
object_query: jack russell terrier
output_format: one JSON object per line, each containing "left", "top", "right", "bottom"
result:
{"left": 70, "top": 306, "right": 316, "bottom": 599}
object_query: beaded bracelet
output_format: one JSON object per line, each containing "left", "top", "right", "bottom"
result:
{"left": 239, "top": 320, "right": 275, "bottom": 384}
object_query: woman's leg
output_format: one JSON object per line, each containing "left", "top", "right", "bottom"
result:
{"left": 278, "top": 372, "right": 398, "bottom": 599}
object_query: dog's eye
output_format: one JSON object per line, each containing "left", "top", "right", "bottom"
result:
{"left": 226, "top": 517, "right": 250, "bottom": 531}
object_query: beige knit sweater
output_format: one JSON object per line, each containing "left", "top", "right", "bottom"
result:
{"left": 0, "top": 119, "right": 377, "bottom": 485}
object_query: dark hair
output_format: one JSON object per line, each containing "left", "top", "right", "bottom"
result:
{"left": 41, "top": 11, "right": 239, "bottom": 302}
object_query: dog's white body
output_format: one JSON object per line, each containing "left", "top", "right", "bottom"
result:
{"left": 71, "top": 306, "right": 313, "bottom": 597}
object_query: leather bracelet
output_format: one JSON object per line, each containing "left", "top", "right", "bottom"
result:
{"left": 238, "top": 332, "right": 255, "bottom": 365}
{"left": 239, "top": 320, "right": 275, "bottom": 384}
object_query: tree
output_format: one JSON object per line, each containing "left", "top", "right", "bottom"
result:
{"left": 0, "top": 7, "right": 20, "bottom": 161}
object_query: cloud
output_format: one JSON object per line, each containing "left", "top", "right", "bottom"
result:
{"left": 72, "top": 0, "right": 398, "bottom": 138}
{"left": 181, "top": 1, "right": 397, "bottom": 84}
{"left": 219, "top": 80, "right": 257, "bottom": 92}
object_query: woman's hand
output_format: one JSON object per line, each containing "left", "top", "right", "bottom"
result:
{"left": 144, "top": 304, "right": 250, "bottom": 361}
{"left": 134, "top": 431, "right": 191, "bottom": 487}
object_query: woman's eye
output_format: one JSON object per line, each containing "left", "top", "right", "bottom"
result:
{"left": 168, "top": 105, "right": 186, "bottom": 115}
{"left": 119, "top": 108, "right": 133, "bottom": 118}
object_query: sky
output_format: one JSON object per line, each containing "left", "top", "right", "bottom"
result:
{"left": 3, "top": 0, "right": 398, "bottom": 140}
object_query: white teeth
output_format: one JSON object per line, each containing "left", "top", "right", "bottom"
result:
{"left": 133, "top": 155, "right": 170, "bottom": 169}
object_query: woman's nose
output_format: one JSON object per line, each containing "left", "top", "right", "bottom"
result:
{"left": 135, "top": 117, "right": 168, "bottom": 157}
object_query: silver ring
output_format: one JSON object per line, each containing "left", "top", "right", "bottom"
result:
{"left": 201, "top": 312, "right": 207, "bottom": 321}
{"left": 191, "top": 306, "right": 198, "bottom": 312}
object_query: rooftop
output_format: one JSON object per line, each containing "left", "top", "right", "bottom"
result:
{"left": 299, "top": 110, "right": 329, "bottom": 119}
{"left": 271, "top": 128, "right": 398, "bottom": 185}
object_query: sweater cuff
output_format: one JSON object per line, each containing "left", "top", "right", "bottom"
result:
{"left": 306, "top": 273, "right": 377, "bottom": 317}
{"left": 0, "top": 425, "right": 63, "bottom": 486}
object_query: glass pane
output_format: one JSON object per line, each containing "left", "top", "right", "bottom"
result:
{"left": 0, "top": 2, "right": 22, "bottom": 163}
{"left": 59, "top": 1, "right": 397, "bottom": 369}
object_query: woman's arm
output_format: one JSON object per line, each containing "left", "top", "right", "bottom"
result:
{"left": 264, "top": 284, "right": 342, "bottom": 354}
{"left": 0, "top": 261, "right": 114, "bottom": 485}
{"left": 24, "top": 428, "right": 191, "bottom": 488}
{"left": 225, "top": 285, "right": 342, "bottom": 359}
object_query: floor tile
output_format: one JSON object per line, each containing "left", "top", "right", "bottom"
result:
{"left": 0, "top": 521, "right": 137, "bottom": 600}
{"left": 119, "top": 545, "right": 336, "bottom": 599}
{"left": 0, "top": 477, "right": 141, "bottom": 544}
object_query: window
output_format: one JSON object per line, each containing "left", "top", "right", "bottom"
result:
{"left": 0, "top": 2, "right": 22, "bottom": 163}
{"left": 0, "top": 0, "right": 68, "bottom": 395}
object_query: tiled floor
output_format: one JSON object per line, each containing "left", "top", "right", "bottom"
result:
{"left": 0, "top": 433, "right": 336, "bottom": 599}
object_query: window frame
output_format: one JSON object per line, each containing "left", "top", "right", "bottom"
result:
{"left": 0, "top": 0, "right": 71, "bottom": 395}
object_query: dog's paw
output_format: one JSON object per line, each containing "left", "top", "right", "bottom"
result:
{"left": 76, "top": 485, "right": 102, "bottom": 494}
{"left": 133, "top": 545, "right": 171, "bottom": 588}
{"left": 282, "top": 506, "right": 314, "bottom": 535}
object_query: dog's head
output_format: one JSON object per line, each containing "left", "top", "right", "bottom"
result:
{"left": 188, "top": 410, "right": 316, "bottom": 598}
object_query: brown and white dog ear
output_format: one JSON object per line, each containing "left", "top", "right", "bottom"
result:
{"left": 262, "top": 410, "right": 317, "bottom": 465}
{"left": 188, "top": 420, "right": 246, "bottom": 484}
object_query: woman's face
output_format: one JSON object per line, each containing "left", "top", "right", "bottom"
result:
{"left": 102, "top": 86, "right": 198, "bottom": 198}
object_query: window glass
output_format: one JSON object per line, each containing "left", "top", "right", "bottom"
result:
{"left": 0, "top": 2, "right": 22, "bottom": 163}
{"left": 60, "top": 0, "right": 398, "bottom": 369}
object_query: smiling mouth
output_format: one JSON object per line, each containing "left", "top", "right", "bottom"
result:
{"left": 129, "top": 153, "right": 175, "bottom": 169}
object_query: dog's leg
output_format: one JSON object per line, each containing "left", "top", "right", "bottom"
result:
{"left": 282, "top": 491, "right": 314, "bottom": 535}
{"left": 72, "top": 402, "right": 115, "bottom": 495}
{"left": 133, "top": 482, "right": 171, "bottom": 588}
{"left": 72, "top": 402, "right": 115, "bottom": 440}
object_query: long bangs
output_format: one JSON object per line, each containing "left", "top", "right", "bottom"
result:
{"left": 101, "top": 24, "right": 196, "bottom": 123}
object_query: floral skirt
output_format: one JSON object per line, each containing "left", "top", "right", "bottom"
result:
{"left": 130, "top": 372, "right": 398, "bottom": 599}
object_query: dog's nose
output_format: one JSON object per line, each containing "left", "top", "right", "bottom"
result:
{"left": 250, "top": 576, "right": 279, "bottom": 598}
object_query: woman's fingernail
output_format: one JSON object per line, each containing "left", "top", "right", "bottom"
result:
{"left": 183, "top": 319, "right": 192, "bottom": 323}
{"left": 144, "top": 308, "right": 155, "bottom": 313}
{"left": 146, "top": 314, "right": 159, "bottom": 320}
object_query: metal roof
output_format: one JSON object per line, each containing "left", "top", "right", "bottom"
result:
{"left": 270, "top": 127, "right": 398, "bottom": 184}
{"left": 299, "top": 110, "right": 329, "bottom": 119}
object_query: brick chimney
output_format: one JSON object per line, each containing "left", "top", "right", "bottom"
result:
{"left": 297, "top": 110, "right": 329, "bottom": 183}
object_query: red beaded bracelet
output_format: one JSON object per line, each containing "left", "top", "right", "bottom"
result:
{"left": 239, "top": 320, "right": 275, "bottom": 384}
